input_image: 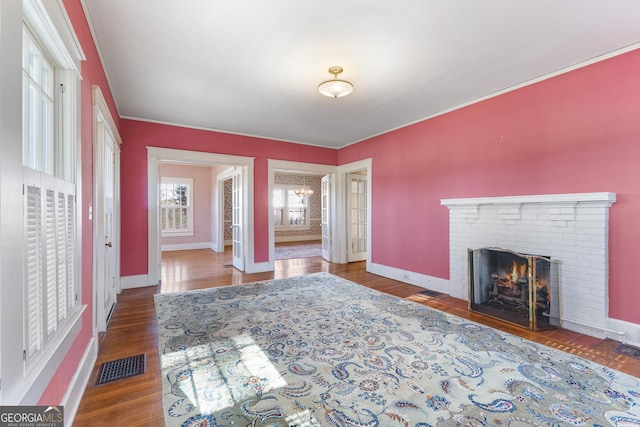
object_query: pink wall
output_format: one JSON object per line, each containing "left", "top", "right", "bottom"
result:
{"left": 339, "top": 49, "right": 640, "bottom": 325}
{"left": 38, "top": 0, "right": 121, "bottom": 404}
{"left": 119, "top": 120, "right": 337, "bottom": 275}
{"left": 160, "top": 164, "right": 213, "bottom": 246}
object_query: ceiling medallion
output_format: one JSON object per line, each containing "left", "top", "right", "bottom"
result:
{"left": 318, "top": 66, "right": 353, "bottom": 98}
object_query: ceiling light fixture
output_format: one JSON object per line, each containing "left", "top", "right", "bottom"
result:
{"left": 294, "top": 177, "right": 314, "bottom": 198}
{"left": 318, "top": 66, "right": 353, "bottom": 98}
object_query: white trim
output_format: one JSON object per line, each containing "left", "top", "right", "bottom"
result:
{"left": 91, "top": 86, "right": 122, "bottom": 145}
{"left": 92, "top": 85, "right": 122, "bottom": 336}
{"left": 61, "top": 336, "right": 98, "bottom": 427}
{"left": 441, "top": 192, "right": 617, "bottom": 207}
{"left": 245, "top": 261, "right": 272, "bottom": 274}
{"left": 117, "top": 45, "right": 639, "bottom": 151}
{"left": 161, "top": 242, "right": 215, "bottom": 252}
{"left": 19, "top": 306, "right": 85, "bottom": 404}
{"left": 120, "top": 115, "right": 338, "bottom": 150}
{"left": 120, "top": 274, "right": 154, "bottom": 290}
{"left": 607, "top": 318, "right": 640, "bottom": 348}
{"left": 23, "top": 0, "right": 85, "bottom": 77}
{"left": 336, "top": 159, "right": 373, "bottom": 267}
{"left": 147, "top": 147, "right": 255, "bottom": 283}
{"left": 340, "top": 44, "right": 640, "bottom": 149}
{"left": 369, "top": 262, "right": 450, "bottom": 295}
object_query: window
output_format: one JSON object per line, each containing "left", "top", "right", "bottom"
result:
{"left": 22, "top": 22, "right": 79, "bottom": 370}
{"left": 273, "top": 185, "right": 310, "bottom": 229}
{"left": 160, "top": 178, "right": 194, "bottom": 236}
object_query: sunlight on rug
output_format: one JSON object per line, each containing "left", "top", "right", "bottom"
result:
{"left": 154, "top": 273, "right": 640, "bottom": 426}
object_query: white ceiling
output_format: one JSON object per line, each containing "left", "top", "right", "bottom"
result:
{"left": 82, "top": 0, "right": 640, "bottom": 149}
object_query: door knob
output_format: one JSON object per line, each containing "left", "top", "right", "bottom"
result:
{"left": 105, "top": 242, "right": 112, "bottom": 247}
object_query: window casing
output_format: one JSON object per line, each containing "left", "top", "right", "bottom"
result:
{"left": 160, "top": 178, "right": 194, "bottom": 237}
{"left": 273, "top": 185, "right": 310, "bottom": 230}
{"left": 22, "top": 23, "right": 79, "bottom": 372}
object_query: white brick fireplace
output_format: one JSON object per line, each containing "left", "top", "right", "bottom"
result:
{"left": 441, "top": 193, "right": 618, "bottom": 339}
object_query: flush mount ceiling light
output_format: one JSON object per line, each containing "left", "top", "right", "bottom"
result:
{"left": 318, "top": 66, "right": 353, "bottom": 98}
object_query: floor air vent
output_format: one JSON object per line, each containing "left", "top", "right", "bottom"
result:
{"left": 417, "top": 289, "right": 443, "bottom": 297}
{"left": 96, "top": 353, "right": 146, "bottom": 385}
{"left": 614, "top": 344, "right": 640, "bottom": 360}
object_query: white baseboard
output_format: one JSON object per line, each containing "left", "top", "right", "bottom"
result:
{"left": 121, "top": 274, "right": 156, "bottom": 289}
{"left": 245, "top": 261, "right": 273, "bottom": 274}
{"left": 62, "top": 336, "right": 98, "bottom": 427}
{"left": 161, "top": 242, "right": 215, "bottom": 252}
{"left": 274, "top": 235, "right": 322, "bottom": 243}
{"left": 605, "top": 318, "right": 640, "bottom": 347}
{"left": 369, "top": 262, "right": 450, "bottom": 294}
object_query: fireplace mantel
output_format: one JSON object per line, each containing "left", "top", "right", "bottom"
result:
{"left": 441, "top": 192, "right": 617, "bottom": 339}
{"left": 441, "top": 192, "right": 616, "bottom": 207}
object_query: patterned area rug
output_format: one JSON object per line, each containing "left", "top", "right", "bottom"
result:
{"left": 154, "top": 273, "right": 640, "bottom": 427}
{"left": 274, "top": 242, "right": 322, "bottom": 260}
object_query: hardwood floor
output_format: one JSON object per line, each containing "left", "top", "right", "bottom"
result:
{"left": 73, "top": 248, "right": 640, "bottom": 426}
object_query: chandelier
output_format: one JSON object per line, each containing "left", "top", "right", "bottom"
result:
{"left": 294, "top": 177, "right": 314, "bottom": 198}
{"left": 318, "top": 66, "right": 353, "bottom": 98}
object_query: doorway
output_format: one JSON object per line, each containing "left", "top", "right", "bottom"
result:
{"left": 347, "top": 171, "right": 368, "bottom": 262}
{"left": 268, "top": 160, "right": 338, "bottom": 268}
{"left": 147, "top": 148, "right": 256, "bottom": 285}
{"left": 92, "top": 86, "right": 122, "bottom": 334}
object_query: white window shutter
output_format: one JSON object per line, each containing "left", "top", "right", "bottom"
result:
{"left": 56, "top": 191, "right": 67, "bottom": 321}
{"left": 66, "top": 193, "right": 75, "bottom": 311}
{"left": 25, "top": 185, "right": 43, "bottom": 359}
{"left": 44, "top": 189, "right": 57, "bottom": 336}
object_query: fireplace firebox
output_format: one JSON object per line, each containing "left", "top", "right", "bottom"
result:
{"left": 468, "top": 247, "right": 559, "bottom": 331}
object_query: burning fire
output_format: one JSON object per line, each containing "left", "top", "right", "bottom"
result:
{"left": 506, "top": 259, "right": 527, "bottom": 284}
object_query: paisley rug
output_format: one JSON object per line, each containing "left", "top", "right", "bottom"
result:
{"left": 154, "top": 273, "right": 640, "bottom": 427}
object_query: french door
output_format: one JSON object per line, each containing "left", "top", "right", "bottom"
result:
{"left": 231, "top": 168, "right": 244, "bottom": 271}
{"left": 347, "top": 173, "right": 367, "bottom": 262}
{"left": 321, "top": 175, "right": 331, "bottom": 260}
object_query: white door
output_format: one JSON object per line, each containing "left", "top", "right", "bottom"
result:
{"left": 231, "top": 168, "right": 244, "bottom": 271}
{"left": 96, "top": 123, "right": 118, "bottom": 331}
{"left": 347, "top": 173, "right": 368, "bottom": 262}
{"left": 321, "top": 175, "right": 331, "bottom": 260}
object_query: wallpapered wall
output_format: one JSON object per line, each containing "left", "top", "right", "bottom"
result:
{"left": 224, "top": 178, "right": 232, "bottom": 241}
{"left": 274, "top": 173, "right": 322, "bottom": 241}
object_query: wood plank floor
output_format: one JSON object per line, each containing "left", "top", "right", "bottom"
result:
{"left": 73, "top": 248, "right": 640, "bottom": 426}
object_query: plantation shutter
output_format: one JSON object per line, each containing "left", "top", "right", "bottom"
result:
{"left": 56, "top": 191, "right": 67, "bottom": 321}
{"left": 25, "top": 185, "right": 43, "bottom": 359}
{"left": 44, "top": 189, "right": 57, "bottom": 336}
{"left": 24, "top": 178, "right": 77, "bottom": 363}
{"left": 66, "top": 193, "right": 75, "bottom": 312}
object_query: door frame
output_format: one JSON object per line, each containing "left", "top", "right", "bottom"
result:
{"left": 215, "top": 169, "right": 234, "bottom": 253}
{"left": 336, "top": 159, "right": 372, "bottom": 268}
{"left": 346, "top": 172, "right": 368, "bottom": 263}
{"left": 92, "top": 86, "right": 122, "bottom": 334}
{"left": 268, "top": 160, "right": 338, "bottom": 268}
{"left": 147, "top": 148, "right": 255, "bottom": 285}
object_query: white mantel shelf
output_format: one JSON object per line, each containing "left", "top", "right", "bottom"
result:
{"left": 441, "top": 192, "right": 616, "bottom": 207}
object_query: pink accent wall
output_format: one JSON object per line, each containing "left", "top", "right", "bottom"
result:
{"left": 119, "top": 120, "right": 337, "bottom": 275}
{"left": 339, "top": 48, "right": 640, "bottom": 325}
{"left": 40, "top": 1, "right": 640, "bottom": 406}
{"left": 160, "top": 164, "right": 213, "bottom": 246}
{"left": 38, "top": 0, "right": 121, "bottom": 404}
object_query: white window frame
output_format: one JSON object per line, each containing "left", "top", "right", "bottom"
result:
{"left": 160, "top": 177, "right": 194, "bottom": 237}
{"left": 273, "top": 184, "right": 311, "bottom": 231}
{"left": 3, "top": 0, "right": 86, "bottom": 404}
